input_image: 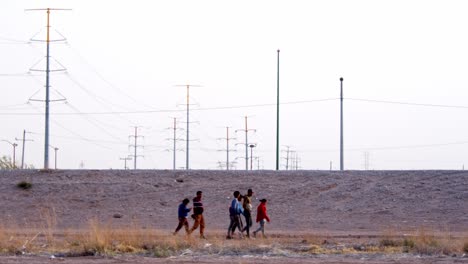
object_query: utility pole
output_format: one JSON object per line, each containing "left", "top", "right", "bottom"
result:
{"left": 173, "top": 118, "right": 177, "bottom": 170}
{"left": 1, "top": 140, "right": 18, "bottom": 168}
{"left": 290, "top": 151, "right": 298, "bottom": 170}
{"left": 49, "top": 144, "right": 59, "bottom": 169}
{"left": 340, "top": 77, "right": 344, "bottom": 171}
{"left": 175, "top": 84, "right": 201, "bottom": 170}
{"left": 276, "top": 49, "right": 280, "bottom": 171}
{"left": 236, "top": 116, "right": 256, "bottom": 170}
{"left": 329, "top": 161, "right": 333, "bottom": 171}
{"left": 15, "top": 130, "right": 33, "bottom": 169}
{"left": 119, "top": 157, "right": 132, "bottom": 170}
{"left": 363, "top": 151, "right": 370, "bottom": 170}
{"left": 129, "top": 126, "right": 144, "bottom": 170}
{"left": 218, "top": 127, "right": 237, "bottom": 170}
{"left": 165, "top": 118, "right": 184, "bottom": 170}
{"left": 26, "top": 8, "right": 70, "bottom": 170}
{"left": 282, "top": 145, "right": 291, "bottom": 170}
{"left": 249, "top": 144, "right": 256, "bottom": 170}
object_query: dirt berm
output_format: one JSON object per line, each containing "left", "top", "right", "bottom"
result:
{"left": 0, "top": 170, "right": 466, "bottom": 233}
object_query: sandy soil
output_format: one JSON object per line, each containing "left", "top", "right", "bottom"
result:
{"left": 0, "top": 254, "right": 467, "bottom": 264}
{"left": 0, "top": 169, "right": 467, "bottom": 263}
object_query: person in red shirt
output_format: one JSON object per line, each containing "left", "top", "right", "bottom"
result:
{"left": 253, "top": 199, "right": 270, "bottom": 238}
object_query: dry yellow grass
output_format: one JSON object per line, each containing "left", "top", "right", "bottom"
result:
{"left": 0, "top": 220, "right": 466, "bottom": 257}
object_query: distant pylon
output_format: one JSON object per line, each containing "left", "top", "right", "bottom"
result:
{"left": 129, "top": 126, "right": 144, "bottom": 169}
{"left": 236, "top": 116, "right": 256, "bottom": 170}
{"left": 217, "top": 127, "right": 237, "bottom": 171}
{"left": 175, "top": 84, "right": 201, "bottom": 170}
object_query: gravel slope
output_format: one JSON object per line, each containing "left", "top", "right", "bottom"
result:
{"left": 0, "top": 170, "right": 466, "bottom": 233}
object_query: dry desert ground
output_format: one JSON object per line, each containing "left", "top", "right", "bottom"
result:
{"left": 0, "top": 169, "right": 467, "bottom": 263}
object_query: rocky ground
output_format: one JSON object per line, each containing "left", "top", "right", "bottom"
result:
{"left": 0, "top": 169, "right": 467, "bottom": 263}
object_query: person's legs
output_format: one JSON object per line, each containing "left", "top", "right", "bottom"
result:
{"left": 199, "top": 215, "right": 205, "bottom": 238}
{"left": 260, "top": 219, "right": 266, "bottom": 237}
{"left": 253, "top": 219, "right": 265, "bottom": 238}
{"left": 183, "top": 218, "right": 190, "bottom": 234}
{"left": 238, "top": 215, "right": 244, "bottom": 233}
{"left": 190, "top": 215, "right": 200, "bottom": 234}
{"left": 174, "top": 217, "right": 186, "bottom": 234}
{"left": 227, "top": 215, "right": 235, "bottom": 238}
{"left": 230, "top": 215, "right": 240, "bottom": 234}
{"left": 242, "top": 211, "right": 252, "bottom": 237}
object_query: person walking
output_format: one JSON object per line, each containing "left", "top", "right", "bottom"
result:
{"left": 241, "top": 189, "right": 254, "bottom": 238}
{"left": 189, "top": 191, "right": 206, "bottom": 239}
{"left": 227, "top": 191, "right": 243, "bottom": 239}
{"left": 173, "top": 198, "right": 191, "bottom": 235}
{"left": 253, "top": 199, "right": 270, "bottom": 238}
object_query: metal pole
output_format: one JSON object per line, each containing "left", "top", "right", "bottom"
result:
{"left": 276, "top": 49, "right": 280, "bottom": 171}
{"left": 226, "top": 127, "right": 229, "bottom": 171}
{"left": 134, "top": 126, "right": 137, "bottom": 170}
{"left": 21, "top": 130, "right": 26, "bottom": 169}
{"left": 54, "top": 147, "right": 58, "bottom": 169}
{"left": 245, "top": 116, "right": 248, "bottom": 170}
{"left": 44, "top": 8, "right": 51, "bottom": 170}
{"left": 340, "top": 77, "right": 344, "bottom": 171}
{"left": 13, "top": 143, "right": 17, "bottom": 168}
{"left": 173, "top": 118, "right": 176, "bottom": 170}
{"left": 250, "top": 145, "right": 254, "bottom": 170}
{"left": 186, "top": 85, "right": 190, "bottom": 170}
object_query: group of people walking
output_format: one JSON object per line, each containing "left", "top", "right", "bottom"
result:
{"left": 227, "top": 188, "right": 270, "bottom": 239}
{"left": 173, "top": 189, "right": 270, "bottom": 239}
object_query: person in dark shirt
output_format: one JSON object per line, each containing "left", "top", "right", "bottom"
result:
{"left": 173, "top": 198, "right": 191, "bottom": 235}
{"left": 189, "top": 191, "right": 206, "bottom": 239}
{"left": 241, "top": 189, "right": 254, "bottom": 238}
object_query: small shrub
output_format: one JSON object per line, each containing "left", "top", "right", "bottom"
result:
{"left": 403, "top": 238, "right": 415, "bottom": 248}
{"left": 463, "top": 242, "right": 468, "bottom": 253}
{"left": 16, "top": 181, "right": 32, "bottom": 190}
{"left": 380, "top": 239, "right": 400, "bottom": 247}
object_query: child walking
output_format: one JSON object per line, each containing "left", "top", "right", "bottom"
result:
{"left": 253, "top": 199, "right": 270, "bottom": 238}
{"left": 173, "top": 198, "right": 191, "bottom": 235}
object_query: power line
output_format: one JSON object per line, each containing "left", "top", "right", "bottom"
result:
{"left": 0, "top": 98, "right": 339, "bottom": 116}
{"left": 347, "top": 98, "right": 468, "bottom": 109}
{"left": 5, "top": 95, "right": 468, "bottom": 116}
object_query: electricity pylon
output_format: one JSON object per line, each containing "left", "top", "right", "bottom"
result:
{"left": 119, "top": 156, "right": 132, "bottom": 170}
{"left": 129, "top": 126, "right": 144, "bottom": 169}
{"left": 166, "top": 117, "right": 184, "bottom": 170}
{"left": 175, "top": 84, "right": 201, "bottom": 170}
{"left": 236, "top": 116, "right": 256, "bottom": 170}
{"left": 25, "top": 8, "right": 70, "bottom": 169}
{"left": 217, "top": 126, "right": 237, "bottom": 170}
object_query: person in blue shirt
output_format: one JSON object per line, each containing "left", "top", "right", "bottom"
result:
{"left": 226, "top": 191, "right": 244, "bottom": 239}
{"left": 173, "top": 198, "right": 191, "bottom": 235}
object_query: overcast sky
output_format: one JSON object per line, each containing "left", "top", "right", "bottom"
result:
{"left": 1, "top": 0, "right": 468, "bottom": 170}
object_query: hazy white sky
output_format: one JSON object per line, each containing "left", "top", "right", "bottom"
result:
{"left": 1, "top": 0, "right": 468, "bottom": 170}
